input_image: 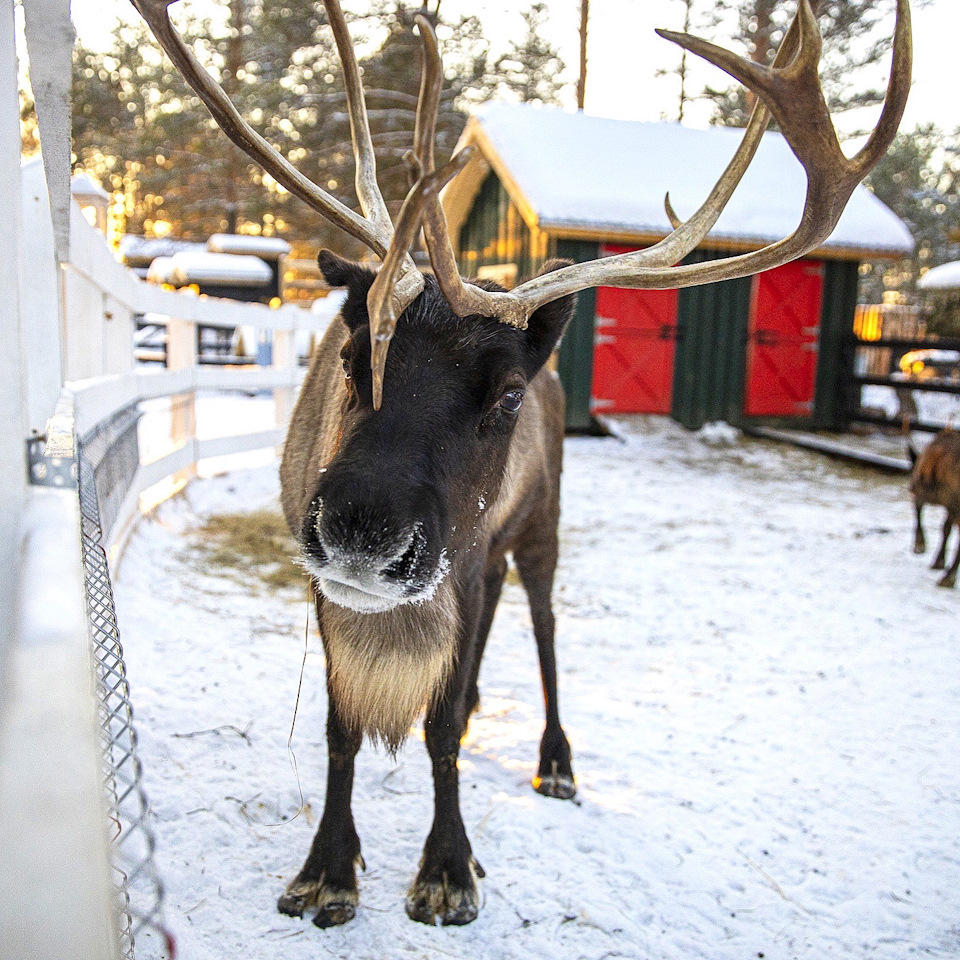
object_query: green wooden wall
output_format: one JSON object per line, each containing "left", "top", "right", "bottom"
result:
{"left": 457, "top": 173, "right": 541, "bottom": 281}
{"left": 672, "top": 256, "right": 861, "bottom": 431}
{"left": 455, "top": 170, "right": 862, "bottom": 434}
{"left": 672, "top": 250, "right": 753, "bottom": 430}
{"left": 555, "top": 239, "right": 601, "bottom": 433}
{"left": 813, "top": 260, "right": 860, "bottom": 431}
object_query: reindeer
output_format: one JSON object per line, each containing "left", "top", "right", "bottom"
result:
{"left": 909, "top": 428, "right": 960, "bottom": 587}
{"left": 133, "top": 0, "right": 911, "bottom": 928}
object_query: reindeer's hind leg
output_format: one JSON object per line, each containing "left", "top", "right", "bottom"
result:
{"left": 515, "top": 526, "right": 576, "bottom": 801}
{"left": 278, "top": 670, "right": 363, "bottom": 927}
{"left": 914, "top": 503, "right": 926, "bottom": 554}
{"left": 463, "top": 553, "right": 508, "bottom": 718}
{"left": 938, "top": 517, "right": 960, "bottom": 588}
{"left": 932, "top": 513, "right": 952, "bottom": 570}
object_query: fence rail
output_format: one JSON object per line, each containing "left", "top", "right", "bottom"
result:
{"left": 847, "top": 331, "right": 960, "bottom": 434}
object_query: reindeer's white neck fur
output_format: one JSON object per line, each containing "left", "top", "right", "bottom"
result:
{"left": 319, "top": 579, "right": 459, "bottom": 750}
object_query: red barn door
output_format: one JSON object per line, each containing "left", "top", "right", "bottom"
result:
{"left": 744, "top": 259, "right": 824, "bottom": 418}
{"left": 591, "top": 244, "right": 679, "bottom": 414}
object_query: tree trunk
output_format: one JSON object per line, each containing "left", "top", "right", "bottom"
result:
{"left": 576, "top": 0, "right": 588, "bottom": 111}
{"left": 223, "top": 0, "right": 245, "bottom": 234}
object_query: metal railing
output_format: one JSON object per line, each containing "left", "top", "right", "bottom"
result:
{"left": 80, "top": 451, "right": 170, "bottom": 960}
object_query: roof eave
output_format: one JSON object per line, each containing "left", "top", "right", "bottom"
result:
{"left": 542, "top": 222, "right": 908, "bottom": 262}
{"left": 441, "top": 117, "right": 541, "bottom": 251}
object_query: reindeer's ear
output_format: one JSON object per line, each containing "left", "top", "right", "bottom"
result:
{"left": 522, "top": 258, "right": 577, "bottom": 376}
{"left": 318, "top": 249, "right": 377, "bottom": 332}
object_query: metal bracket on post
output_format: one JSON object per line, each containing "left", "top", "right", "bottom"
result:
{"left": 26, "top": 392, "right": 78, "bottom": 489}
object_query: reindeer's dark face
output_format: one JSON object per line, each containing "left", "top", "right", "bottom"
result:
{"left": 298, "top": 252, "right": 573, "bottom": 613}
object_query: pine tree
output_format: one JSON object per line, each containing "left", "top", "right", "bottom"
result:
{"left": 69, "top": 1, "right": 494, "bottom": 252}
{"left": 71, "top": 1, "right": 341, "bottom": 242}
{"left": 861, "top": 124, "right": 960, "bottom": 305}
{"left": 493, "top": 3, "right": 567, "bottom": 107}
{"left": 703, "top": 0, "right": 928, "bottom": 128}
{"left": 655, "top": 0, "right": 721, "bottom": 123}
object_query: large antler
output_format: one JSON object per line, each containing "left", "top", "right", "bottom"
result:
{"left": 420, "top": 0, "right": 912, "bottom": 327}
{"left": 133, "top": 0, "right": 912, "bottom": 409}
{"left": 130, "top": 0, "right": 426, "bottom": 385}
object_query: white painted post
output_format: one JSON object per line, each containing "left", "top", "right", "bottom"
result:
{"left": 19, "top": 159, "right": 64, "bottom": 434}
{"left": 0, "top": 2, "right": 119, "bottom": 957}
{"left": 0, "top": 0, "right": 27, "bottom": 675}
{"left": 273, "top": 325, "right": 297, "bottom": 437}
{"left": 166, "top": 316, "right": 198, "bottom": 480}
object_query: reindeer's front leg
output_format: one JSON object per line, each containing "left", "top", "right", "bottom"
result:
{"left": 278, "top": 676, "right": 363, "bottom": 928}
{"left": 406, "top": 578, "right": 484, "bottom": 926}
{"left": 405, "top": 692, "right": 485, "bottom": 925}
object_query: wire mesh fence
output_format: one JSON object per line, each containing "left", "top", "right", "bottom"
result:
{"left": 78, "top": 449, "right": 174, "bottom": 960}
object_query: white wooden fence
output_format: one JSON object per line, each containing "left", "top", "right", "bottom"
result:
{"left": 0, "top": 4, "right": 330, "bottom": 955}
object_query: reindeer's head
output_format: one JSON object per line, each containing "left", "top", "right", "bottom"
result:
{"left": 297, "top": 252, "right": 573, "bottom": 612}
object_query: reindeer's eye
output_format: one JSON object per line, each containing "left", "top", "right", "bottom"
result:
{"left": 341, "top": 356, "right": 351, "bottom": 380}
{"left": 500, "top": 390, "right": 524, "bottom": 413}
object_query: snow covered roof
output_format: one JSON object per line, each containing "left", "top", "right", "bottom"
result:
{"left": 207, "top": 233, "right": 291, "bottom": 259}
{"left": 70, "top": 171, "right": 110, "bottom": 201}
{"left": 120, "top": 235, "right": 206, "bottom": 267}
{"left": 918, "top": 261, "right": 960, "bottom": 291}
{"left": 145, "top": 256, "right": 176, "bottom": 284}
{"left": 147, "top": 251, "right": 273, "bottom": 287}
{"left": 444, "top": 103, "right": 912, "bottom": 260}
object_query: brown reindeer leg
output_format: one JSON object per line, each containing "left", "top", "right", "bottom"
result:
{"left": 913, "top": 502, "right": 926, "bottom": 554}
{"left": 938, "top": 518, "right": 960, "bottom": 588}
{"left": 278, "top": 672, "right": 364, "bottom": 928}
{"left": 931, "top": 514, "right": 951, "bottom": 570}
{"left": 515, "top": 531, "right": 576, "bottom": 801}
{"left": 464, "top": 554, "right": 508, "bottom": 718}
{"left": 406, "top": 576, "right": 484, "bottom": 926}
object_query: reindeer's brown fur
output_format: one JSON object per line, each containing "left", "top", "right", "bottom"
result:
{"left": 909, "top": 428, "right": 960, "bottom": 587}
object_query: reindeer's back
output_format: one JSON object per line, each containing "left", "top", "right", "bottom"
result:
{"left": 911, "top": 429, "right": 960, "bottom": 512}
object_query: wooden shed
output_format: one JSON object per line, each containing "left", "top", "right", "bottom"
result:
{"left": 441, "top": 104, "right": 912, "bottom": 432}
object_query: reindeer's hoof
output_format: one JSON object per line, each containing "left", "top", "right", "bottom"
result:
{"left": 405, "top": 859, "right": 482, "bottom": 926}
{"left": 405, "top": 882, "right": 478, "bottom": 926}
{"left": 277, "top": 888, "right": 308, "bottom": 918}
{"left": 533, "top": 754, "right": 577, "bottom": 800}
{"left": 313, "top": 899, "right": 356, "bottom": 928}
{"left": 277, "top": 878, "right": 358, "bottom": 927}
{"left": 533, "top": 772, "right": 577, "bottom": 800}
{"left": 937, "top": 573, "right": 957, "bottom": 588}
{"left": 932, "top": 558, "right": 946, "bottom": 570}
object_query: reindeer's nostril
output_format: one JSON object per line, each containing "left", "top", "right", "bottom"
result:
{"left": 381, "top": 527, "right": 426, "bottom": 583}
{"left": 304, "top": 535, "right": 329, "bottom": 568}
{"left": 301, "top": 510, "right": 330, "bottom": 568}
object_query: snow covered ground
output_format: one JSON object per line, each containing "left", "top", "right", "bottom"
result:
{"left": 114, "top": 416, "right": 960, "bottom": 960}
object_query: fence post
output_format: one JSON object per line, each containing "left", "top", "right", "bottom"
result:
{"left": 0, "top": 0, "right": 27, "bottom": 677}
{"left": 167, "top": 317, "right": 197, "bottom": 482}
{"left": 273, "top": 323, "right": 296, "bottom": 439}
{"left": 19, "top": 160, "right": 64, "bottom": 434}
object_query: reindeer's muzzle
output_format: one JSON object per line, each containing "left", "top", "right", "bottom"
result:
{"left": 300, "top": 489, "right": 448, "bottom": 613}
